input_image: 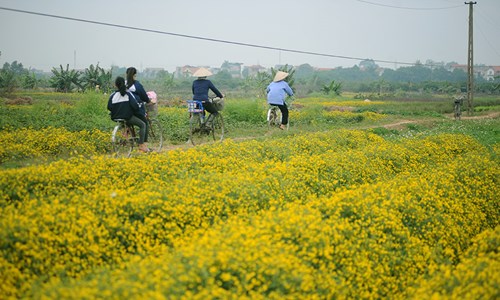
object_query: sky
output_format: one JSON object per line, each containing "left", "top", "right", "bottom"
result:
{"left": 0, "top": 0, "right": 499, "bottom": 73}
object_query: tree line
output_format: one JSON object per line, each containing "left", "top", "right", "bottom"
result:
{"left": 1, "top": 57, "right": 499, "bottom": 98}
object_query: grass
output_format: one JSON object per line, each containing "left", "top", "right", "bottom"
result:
{"left": 0, "top": 91, "right": 498, "bottom": 168}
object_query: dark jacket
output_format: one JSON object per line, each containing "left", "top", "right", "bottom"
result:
{"left": 107, "top": 91, "right": 140, "bottom": 120}
{"left": 127, "top": 80, "right": 150, "bottom": 116}
{"left": 192, "top": 79, "right": 223, "bottom": 101}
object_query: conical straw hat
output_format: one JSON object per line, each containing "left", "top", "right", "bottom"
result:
{"left": 193, "top": 67, "right": 212, "bottom": 77}
{"left": 273, "top": 71, "right": 289, "bottom": 82}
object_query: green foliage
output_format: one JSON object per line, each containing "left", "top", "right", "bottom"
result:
{"left": 223, "top": 98, "right": 264, "bottom": 124}
{"left": 0, "top": 92, "right": 110, "bottom": 132}
{"left": 21, "top": 73, "right": 39, "bottom": 89}
{"left": 253, "top": 71, "right": 272, "bottom": 98}
{"left": 321, "top": 80, "right": 342, "bottom": 96}
{"left": 157, "top": 108, "right": 190, "bottom": 143}
{"left": 0, "top": 61, "right": 29, "bottom": 94}
{"left": 81, "top": 63, "right": 112, "bottom": 93}
{"left": 50, "top": 64, "right": 83, "bottom": 93}
{"left": 0, "top": 68, "right": 17, "bottom": 94}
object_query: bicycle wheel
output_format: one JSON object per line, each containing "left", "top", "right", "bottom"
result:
{"left": 112, "top": 123, "right": 133, "bottom": 157}
{"left": 190, "top": 113, "right": 211, "bottom": 145}
{"left": 212, "top": 113, "right": 224, "bottom": 142}
{"left": 147, "top": 118, "right": 164, "bottom": 152}
{"left": 267, "top": 108, "right": 276, "bottom": 128}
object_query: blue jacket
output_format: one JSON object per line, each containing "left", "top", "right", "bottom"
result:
{"left": 107, "top": 91, "right": 140, "bottom": 120}
{"left": 192, "top": 79, "right": 223, "bottom": 101}
{"left": 127, "top": 80, "right": 150, "bottom": 116}
{"left": 266, "top": 81, "right": 294, "bottom": 105}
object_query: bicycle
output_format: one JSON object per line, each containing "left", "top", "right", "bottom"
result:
{"left": 187, "top": 98, "right": 224, "bottom": 145}
{"left": 453, "top": 95, "right": 464, "bottom": 121}
{"left": 266, "top": 105, "right": 289, "bottom": 130}
{"left": 111, "top": 109, "right": 164, "bottom": 157}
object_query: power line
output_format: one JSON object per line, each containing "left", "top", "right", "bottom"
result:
{"left": 355, "top": 0, "right": 463, "bottom": 10}
{"left": 0, "top": 6, "right": 421, "bottom": 67}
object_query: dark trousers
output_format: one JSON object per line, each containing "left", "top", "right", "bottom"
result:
{"left": 128, "top": 115, "right": 147, "bottom": 144}
{"left": 202, "top": 101, "right": 219, "bottom": 116}
{"left": 271, "top": 103, "right": 289, "bottom": 125}
{"left": 137, "top": 114, "right": 149, "bottom": 143}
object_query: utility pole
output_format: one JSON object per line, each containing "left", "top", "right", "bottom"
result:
{"left": 465, "top": 1, "right": 477, "bottom": 116}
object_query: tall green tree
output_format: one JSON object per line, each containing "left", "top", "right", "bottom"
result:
{"left": 0, "top": 61, "right": 28, "bottom": 94}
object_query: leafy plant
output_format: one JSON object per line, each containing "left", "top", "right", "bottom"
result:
{"left": 0, "top": 68, "right": 17, "bottom": 94}
{"left": 321, "top": 80, "right": 342, "bottom": 96}
{"left": 50, "top": 64, "right": 83, "bottom": 93}
{"left": 21, "top": 72, "right": 40, "bottom": 89}
{"left": 0, "top": 61, "right": 28, "bottom": 94}
{"left": 81, "top": 63, "right": 112, "bottom": 93}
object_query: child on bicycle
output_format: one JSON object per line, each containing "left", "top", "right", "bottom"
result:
{"left": 126, "top": 67, "right": 151, "bottom": 145}
{"left": 266, "top": 71, "right": 294, "bottom": 130}
{"left": 108, "top": 76, "right": 149, "bottom": 153}
{"left": 192, "top": 67, "right": 224, "bottom": 120}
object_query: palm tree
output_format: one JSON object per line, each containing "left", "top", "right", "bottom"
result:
{"left": 321, "top": 80, "right": 342, "bottom": 96}
{"left": 81, "top": 63, "right": 112, "bottom": 92}
{"left": 50, "top": 64, "right": 82, "bottom": 92}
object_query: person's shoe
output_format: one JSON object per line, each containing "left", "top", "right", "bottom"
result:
{"left": 279, "top": 124, "right": 287, "bottom": 130}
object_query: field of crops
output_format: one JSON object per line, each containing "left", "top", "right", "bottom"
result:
{"left": 0, "top": 93, "right": 498, "bottom": 299}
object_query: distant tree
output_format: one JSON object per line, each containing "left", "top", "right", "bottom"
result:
{"left": 295, "top": 63, "right": 315, "bottom": 79}
{"left": 111, "top": 65, "right": 127, "bottom": 77}
{"left": 158, "top": 71, "right": 176, "bottom": 95}
{"left": 0, "top": 61, "right": 29, "bottom": 94}
{"left": 240, "top": 71, "right": 272, "bottom": 97}
{"left": 21, "top": 72, "right": 40, "bottom": 89}
{"left": 50, "top": 64, "right": 83, "bottom": 92}
{"left": 212, "top": 70, "right": 237, "bottom": 89}
{"left": 255, "top": 71, "right": 272, "bottom": 97}
{"left": 359, "top": 59, "right": 378, "bottom": 71}
{"left": 0, "top": 68, "right": 17, "bottom": 94}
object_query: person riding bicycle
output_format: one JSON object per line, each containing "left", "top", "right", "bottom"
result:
{"left": 108, "top": 76, "right": 149, "bottom": 153}
{"left": 266, "top": 71, "right": 293, "bottom": 130}
{"left": 192, "top": 67, "right": 224, "bottom": 122}
{"left": 126, "top": 67, "right": 151, "bottom": 146}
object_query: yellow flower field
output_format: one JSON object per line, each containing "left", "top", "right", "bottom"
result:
{"left": 0, "top": 129, "right": 498, "bottom": 299}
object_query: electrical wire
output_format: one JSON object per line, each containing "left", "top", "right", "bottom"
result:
{"left": 0, "top": 6, "right": 422, "bottom": 66}
{"left": 355, "top": 0, "right": 463, "bottom": 10}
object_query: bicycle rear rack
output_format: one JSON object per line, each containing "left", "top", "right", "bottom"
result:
{"left": 187, "top": 100, "right": 204, "bottom": 113}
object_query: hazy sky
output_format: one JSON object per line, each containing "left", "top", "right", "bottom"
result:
{"left": 1, "top": 0, "right": 499, "bottom": 72}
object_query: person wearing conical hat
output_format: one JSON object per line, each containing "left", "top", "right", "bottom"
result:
{"left": 192, "top": 67, "right": 224, "bottom": 117}
{"left": 266, "top": 71, "right": 294, "bottom": 130}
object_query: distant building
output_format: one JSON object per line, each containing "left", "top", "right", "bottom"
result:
{"left": 448, "top": 64, "right": 500, "bottom": 81}
{"left": 221, "top": 61, "right": 243, "bottom": 78}
{"left": 483, "top": 66, "right": 500, "bottom": 81}
{"left": 315, "top": 67, "right": 335, "bottom": 72}
{"left": 174, "top": 65, "right": 220, "bottom": 79}
{"left": 242, "top": 65, "right": 267, "bottom": 78}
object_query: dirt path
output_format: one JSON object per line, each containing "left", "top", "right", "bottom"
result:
{"left": 158, "top": 111, "right": 499, "bottom": 152}
{"left": 456, "top": 111, "right": 500, "bottom": 120}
